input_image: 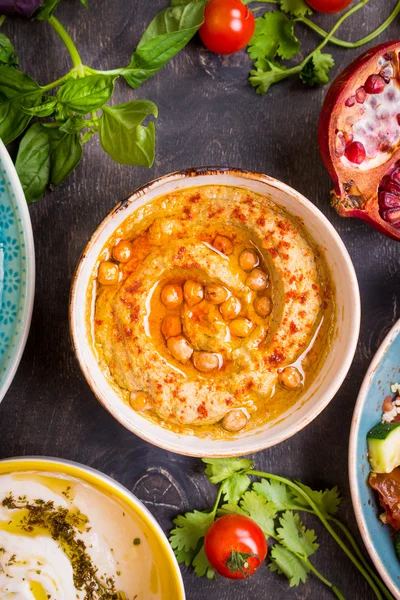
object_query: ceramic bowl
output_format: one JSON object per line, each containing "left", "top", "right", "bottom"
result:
{"left": 349, "top": 319, "right": 400, "bottom": 599}
{"left": 70, "top": 167, "right": 360, "bottom": 457}
{"left": 0, "top": 455, "right": 185, "bottom": 599}
{"left": 0, "top": 141, "right": 35, "bottom": 405}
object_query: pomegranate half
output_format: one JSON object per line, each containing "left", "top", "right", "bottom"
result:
{"left": 319, "top": 41, "right": 400, "bottom": 241}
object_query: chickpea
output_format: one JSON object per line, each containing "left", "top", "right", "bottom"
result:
{"left": 112, "top": 239, "right": 134, "bottom": 263}
{"left": 161, "top": 283, "right": 183, "bottom": 309}
{"left": 278, "top": 366, "right": 303, "bottom": 389}
{"left": 246, "top": 268, "right": 268, "bottom": 291}
{"left": 161, "top": 315, "right": 182, "bottom": 339}
{"left": 98, "top": 261, "right": 119, "bottom": 286}
{"left": 183, "top": 280, "right": 204, "bottom": 307}
{"left": 239, "top": 248, "right": 259, "bottom": 271}
{"left": 220, "top": 296, "right": 241, "bottom": 320}
{"left": 205, "top": 284, "right": 229, "bottom": 305}
{"left": 229, "top": 317, "right": 254, "bottom": 337}
{"left": 130, "top": 391, "right": 152, "bottom": 411}
{"left": 192, "top": 351, "right": 221, "bottom": 372}
{"left": 253, "top": 295, "right": 272, "bottom": 318}
{"left": 167, "top": 335, "right": 193, "bottom": 364}
{"left": 221, "top": 409, "right": 249, "bottom": 432}
{"left": 213, "top": 234, "right": 233, "bottom": 255}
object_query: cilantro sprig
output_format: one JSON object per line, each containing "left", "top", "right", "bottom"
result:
{"left": 170, "top": 458, "right": 395, "bottom": 600}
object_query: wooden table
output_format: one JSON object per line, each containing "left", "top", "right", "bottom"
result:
{"left": 1, "top": 1, "right": 399, "bottom": 598}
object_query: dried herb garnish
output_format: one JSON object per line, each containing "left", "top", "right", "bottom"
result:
{"left": 1, "top": 494, "right": 127, "bottom": 600}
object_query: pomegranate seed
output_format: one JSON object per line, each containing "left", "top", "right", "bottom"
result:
{"left": 355, "top": 87, "right": 366, "bottom": 103}
{"left": 345, "top": 96, "right": 356, "bottom": 107}
{"left": 382, "top": 207, "right": 400, "bottom": 224}
{"left": 364, "top": 74, "right": 386, "bottom": 94}
{"left": 335, "top": 132, "right": 345, "bottom": 157}
{"left": 384, "top": 180, "right": 400, "bottom": 196}
{"left": 397, "top": 114, "right": 400, "bottom": 126}
{"left": 379, "top": 191, "right": 400, "bottom": 209}
{"left": 383, "top": 53, "right": 392, "bottom": 61}
{"left": 391, "top": 166, "right": 400, "bottom": 183}
{"left": 345, "top": 141, "right": 366, "bottom": 164}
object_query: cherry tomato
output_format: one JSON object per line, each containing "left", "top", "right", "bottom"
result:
{"left": 306, "top": 0, "right": 353, "bottom": 13}
{"left": 199, "top": 0, "right": 256, "bottom": 55}
{"left": 204, "top": 514, "right": 268, "bottom": 579}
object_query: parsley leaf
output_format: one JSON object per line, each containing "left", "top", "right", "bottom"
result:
{"left": 299, "top": 50, "right": 334, "bottom": 86}
{"left": 280, "top": 0, "right": 313, "bottom": 17}
{"left": 170, "top": 510, "right": 214, "bottom": 553}
{"left": 292, "top": 482, "right": 341, "bottom": 516}
{"left": 221, "top": 473, "right": 251, "bottom": 504}
{"left": 253, "top": 479, "right": 296, "bottom": 511}
{"left": 277, "top": 511, "right": 318, "bottom": 558}
{"left": 249, "top": 61, "right": 292, "bottom": 95}
{"left": 192, "top": 545, "right": 215, "bottom": 579}
{"left": 202, "top": 458, "right": 253, "bottom": 484}
{"left": 248, "top": 11, "right": 300, "bottom": 63}
{"left": 239, "top": 491, "right": 277, "bottom": 537}
{"left": 269, "top": 544, "right": 310, "bottom": 586}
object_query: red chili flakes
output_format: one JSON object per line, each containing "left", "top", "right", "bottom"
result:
{"left": 268, "top": 247, "right": 278, "bottom": 258}
{"left": 299, "top": 292, "right": 308, "bottom": 304}
{"left": 266, "top": 352, "right": 285, "bottom": 366}
{"left": 125, "top": 281, "right": 140, "bottom": 294}
{"left": 183, "top": 206, "right": 193, "bottom": 220}
{"left": 208, "top": 207, "right": 225, "bottom": 219}
{"left": 244, "top": 197, "right": 255, "bottom": 208}
{"left": 189, "top": 193, "right": 200, "bottom": 203}
{"left": 286, "top": 290, "right": 297, "bottom": 301}
{"left": 289, "top": 321, "right": 299, "bottom": 334}
{"left": 277, "top": 220, "right": 291, "bottom": 233}
{"left": 299, "top": 310, "right": 306, "bottom": 319}
{"left": 197, "top": 402, "right": 208, "bottom": 418}
{"left": 279, "top": 240, "right": 291, "bottom": 250}
{"left": 231, "top": 206, "right": 246, "bottom": 223}
{"left": 95, "top": 319, "right": 103, "bottom": 326}
{"left": 256, "top": 215, "right": 266, "bottom": 227}
{"left": 225, "top": 398, "right": 234, "bottom": 406}
{"left": 182, "top": 261, "right": 201, "bottom": 269}
{"left": 123, "top": 326, "right": 132, "bottom": 338}
{"left": 322, "top": 300, "right": 329, "bottom": 309}
{"left": 120, "top": 296, "right": 132, "bottom": 307}
{"left": 173, "top": 246, "right": 186, "bottom": 261}
{"left": 135, "top": 344, "right": 143, "bottom": 355}
{"left": 130, "top": 305, "right": 140, "bottom": 323}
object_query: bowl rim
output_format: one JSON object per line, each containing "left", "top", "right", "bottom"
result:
{"left": 0, "top": 140, "right": 35, "bottom": 405}
{"left": 349, "top": 318, "right": 400, "bottom": 600}
{"left": 70, "top": 166, "right": 361, "bottom": 457}
{"left": 0, "top": 454, "right": 185, "bottom": 599}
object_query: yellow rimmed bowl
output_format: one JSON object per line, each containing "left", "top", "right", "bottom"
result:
{"left": 70, "top": 167, "right": 361, "bottom": 457}
{"left": 0, "top": 456, "right": 185, "bottom": 599}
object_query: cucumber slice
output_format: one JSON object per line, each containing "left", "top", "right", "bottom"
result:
{"left": 367, "top": 422, "right": 400, "bottom": 473}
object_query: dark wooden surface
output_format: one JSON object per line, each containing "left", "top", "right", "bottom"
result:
{"left": 0, "top": 1, "right": 399, "bottom": 598}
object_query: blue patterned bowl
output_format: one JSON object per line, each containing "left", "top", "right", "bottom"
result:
{"left": 349, "top": 319, "right": 400, "bottom": 599}
{"left": 0, "top": 140, "right": 35, "bottom": 404}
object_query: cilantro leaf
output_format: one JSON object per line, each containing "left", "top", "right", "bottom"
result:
{"left": 192, "top": 545, "right": 216, "bottom": 579}
{"left": 202, "top": 458, "right": 253, "bottom": 484}
{"left": 292, "top": 482, "right": 341, "bottom": 516}
{"left": 280, "top": 0, "right": 313, "bottom": 17}
{"left": 253, "top": 479, "right": 297, "bottom": 511}
{"left": 249, "top": 61, "right": 291, "bottom": 95}
{"left": 218, "top": 504, "right": 246, "bottom": 516}
{"left": 240, "top": 491, "right": 277, "bottom": 537}
{"left": 277, "top": 511, "right": 318, "bottom": 558}
{"left": 299, "top": 50, "right": 334, "bottom": 86}
{"left": 269, "top": 543, "right": 309, "bottom": 586}
{"left": 221, "top": 473, "right": 251, "bottom": 504}
{"left": 173, "top": 546, "right": 197, "bottom": 566}
{"left": 170, "top": 510, "right": 214, "bottom": 552}
{"left": 248, "top": 11, "right": 300, "bottom": 62}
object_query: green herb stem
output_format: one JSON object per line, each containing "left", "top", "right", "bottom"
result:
{"left": 40, "top": 74, "right": 71, "bottom": 92}
{"left": 297, "top": 1, "right": 400, "bottom": 49}
{"left": 47, "top": 16, "right": 84, "bottom": 73}
{"left": 248, "top": 471, "right": 385, "bottom": 600}
{"left": 0, "top": 15, "right": 5, "bottom": 27}
{"left": 304, "top": 559, "right": 345, "bottom": 600}
{"left": 243, "top": 0, "right": 278, "bottom": 4}
{"left": 84, "top": 66, "right": 124, "bottom": 77}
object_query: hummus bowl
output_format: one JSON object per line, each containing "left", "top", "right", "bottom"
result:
{"left": 0, "top": 456, "right": 185, "bottom": 599}
{"left": 70, "top": 168, "right": 360, "bottom": 456}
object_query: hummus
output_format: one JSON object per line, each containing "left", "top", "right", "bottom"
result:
{"left": 0, "top": 471, "right": 161, "bottom": 599}
{"left": 90, "top": 185, "right": 335, "bottom": 436}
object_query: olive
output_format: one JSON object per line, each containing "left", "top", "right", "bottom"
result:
{"left": 246, "top": 268, "right": 268, "bottom": 291}
{"left": 221, "top": 409, "right": 249, "bottom": 432}
{"left": 130, "top": 391, "right": 152, "bottom": 411}
{"left": 161, "top": 283, "right": 183, "bottom": 309}
{"left": 183, "top": 280, "right": 204, "bottom": 307}
{"left": 220, "top": 296, "right": 241, "bottom": 320}
{"left": 192, "top": 351, "right": 221, "bottom": 372}
{"left": 97, "top": 261, "right": 119, "bottom": 286}
{"left": 239, "top": 248, "right": 259, "bottom": 271}
{"left": 229, "top": 317, "right": 254, "bottom": 337}
{"left": 213, "top": 234, "right": 234, "bottom": 255}
{"left": 161, "top": 315, "right": 182, "bottom": 339}
{"left": 278, "top": 366, "right": 302, "bottom": 389}
{"left": 205, "top": 284, "right": 229, "bottom": 305}
{"left": 253, "top": 295, "right": 272, "bottom": 318}
{"left": 167, "top": 335, "right": 193, "bottom": 364}
{"left": 112, "top": 240, "right": 134, "bottom": 263}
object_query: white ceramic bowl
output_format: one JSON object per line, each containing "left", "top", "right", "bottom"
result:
{"left": 70, "top": 168, "right": 360, "bottom": 457}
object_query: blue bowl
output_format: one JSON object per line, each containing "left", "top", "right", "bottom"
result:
{"left": 349, "top": 319, "right": 400, "bottom": 599}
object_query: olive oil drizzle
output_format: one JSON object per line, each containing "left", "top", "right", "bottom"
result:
{"left": 1, "top": 494, "right": 128, "bottom": 600}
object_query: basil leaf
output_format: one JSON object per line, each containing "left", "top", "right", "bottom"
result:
{"left": 22, "top": 97, "right": 58, "bottom": 117}
{"left": 80, "top": 0, "right": 88, "bottom": 6}
{"left": 0, "top": 67, "right": 42, "bottom": 143}
{"left": 46, "top": 128, "right": 83, "bottom": 186}
{"left": 124, "top": 1, "right": 205, "bottom": 89}
{"left": 59, "top": 115, "right": 87, "bottom": 133}
{"left": 99, "top": 100, "right": 158, "bottom": 167}
{"left": 15, "top": 123, "right": 51, "bottom": 204}
{"left": 35, "top": 0, "right": 61, "bottom": 20}
{"left": 0, "top": 34, "right": 18, "bottom": 67}
{"left": 57, "top": 75, "right": 115, "bottom": 114}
